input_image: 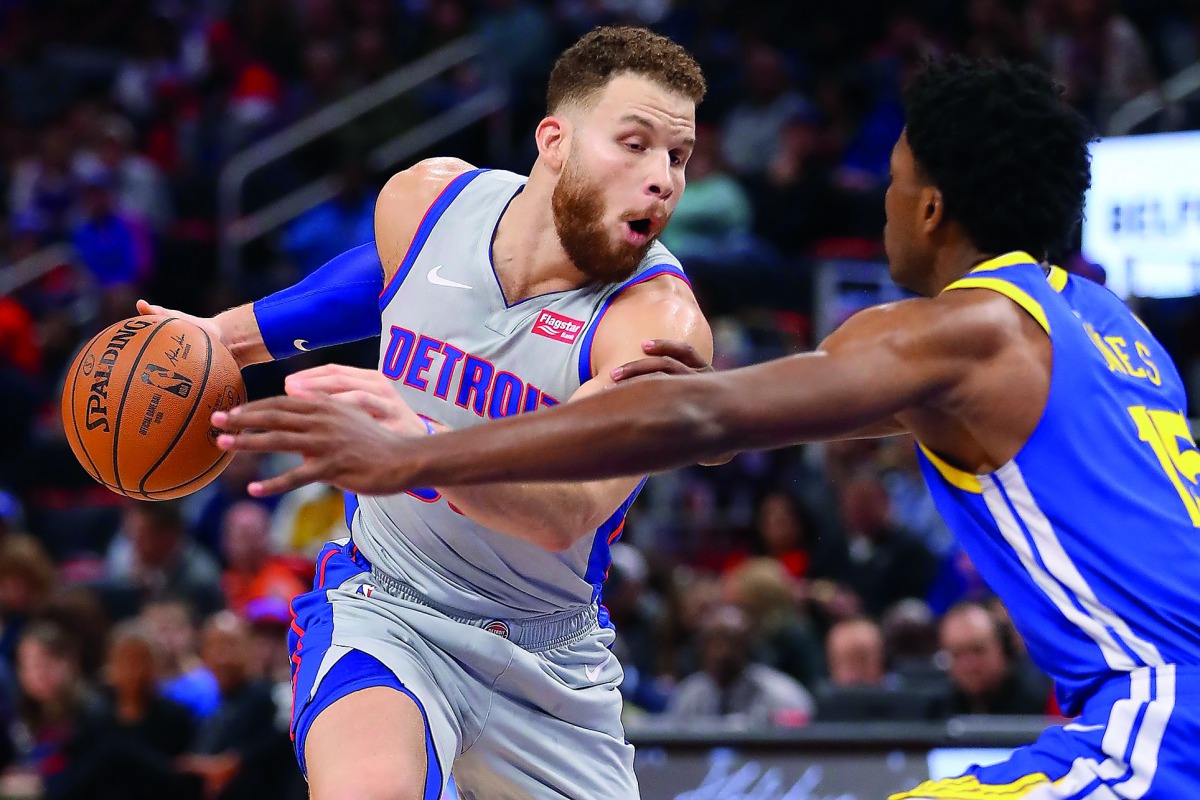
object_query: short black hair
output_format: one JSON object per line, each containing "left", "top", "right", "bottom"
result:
{"left": 904, "top": 56, "right": 1094, "bottom": 261}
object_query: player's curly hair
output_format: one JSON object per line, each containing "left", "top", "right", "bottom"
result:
{"left": 547, "top": 26, "right": 706, "bottom": 114}
{"left": 904, "top": 56, "right": 1094, "bottom": 261}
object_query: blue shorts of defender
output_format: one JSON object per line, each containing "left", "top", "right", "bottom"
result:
{"left": 892, "top": 665, "right": 1200, "bottom": 799}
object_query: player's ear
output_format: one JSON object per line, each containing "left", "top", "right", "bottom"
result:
{"left": 535, "top": 115, "right": 571, "bottom": 173}
{"left": 920, "top": 186, "right": 944, "bottom": 234}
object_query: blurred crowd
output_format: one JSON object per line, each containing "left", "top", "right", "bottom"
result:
{"left": 3, "top": 0, "right": 1200, "bottom": 796}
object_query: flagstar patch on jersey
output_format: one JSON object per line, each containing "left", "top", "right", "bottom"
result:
{"left": 531, "top": 310, "right": 584, "bottom": 344}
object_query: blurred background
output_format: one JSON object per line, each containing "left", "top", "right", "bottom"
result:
{"left": 3, "top": 0, "right": 1200, "bottom": 798}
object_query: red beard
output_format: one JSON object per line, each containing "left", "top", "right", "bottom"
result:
{"left": 551, "top": 154, "right": 658, "bottom": 284}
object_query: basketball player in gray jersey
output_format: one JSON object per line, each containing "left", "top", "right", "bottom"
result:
{"left": 142, "top": 27, "right": 711, "bottom": 800}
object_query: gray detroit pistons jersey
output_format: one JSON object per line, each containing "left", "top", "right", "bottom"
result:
{"left": 350, "top": 168, "right": 686, "bottom": 619}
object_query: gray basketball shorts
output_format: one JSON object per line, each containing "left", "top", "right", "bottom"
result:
{"left": 288, "top": 538, "right": 636, "bottom": 800}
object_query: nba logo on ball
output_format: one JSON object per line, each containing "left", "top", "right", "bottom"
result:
{"left": 483, "top": 620, "right": 510, "bottom": 639}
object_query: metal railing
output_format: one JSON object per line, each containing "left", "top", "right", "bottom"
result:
{"left": 1107, "top": 61, "right": 1200, "bottom": 136}
{"left": 0, "top": 244, "right": 98, "bottom": 324}
{"left": 216, "top": 35, "right": 509, "bottom": 283}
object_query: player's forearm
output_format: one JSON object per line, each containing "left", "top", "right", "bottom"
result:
{"left": 403, "top": 373, "right": 738, "bottom": 488}
{"left": 398, "top": 354, "right": 921, "bottom": 489}
{"left": 250, "top": 242, "right": 384, "bottom": 360}
{"left": 438, "top": 482, "right": 623, "bottom": 552}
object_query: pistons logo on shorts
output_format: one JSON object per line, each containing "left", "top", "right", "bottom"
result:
{"left": 483, "top": 620, "right": 510, "bottom": 639}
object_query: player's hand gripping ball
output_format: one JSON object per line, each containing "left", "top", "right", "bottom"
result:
{"left": 61, "top": 315, "right": 246, "bottom": 500}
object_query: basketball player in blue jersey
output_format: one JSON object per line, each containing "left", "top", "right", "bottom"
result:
{"left": 145, "top": 26, "right": 716, "bottom": 800}
{"left": 219, "top": 57, "right": 1200, "bottom": 798}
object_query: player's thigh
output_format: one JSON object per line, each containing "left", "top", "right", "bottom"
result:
{"left": 306, "top": 686, "right": 431, "bottom": 800}
{"left": 454, "top": 638, "right": 636, "bottom": 800}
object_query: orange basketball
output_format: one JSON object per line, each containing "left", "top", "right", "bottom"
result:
{"left": 61, "top": 315, "right": 246, "bottom": 500}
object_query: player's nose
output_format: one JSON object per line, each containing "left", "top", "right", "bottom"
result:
{"left": 644, "top": 153, "right": 674, "bottom": 202}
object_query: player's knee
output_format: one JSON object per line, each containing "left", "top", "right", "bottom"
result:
{"left": 304, "top": 686, "right": 434, "bottom": 800}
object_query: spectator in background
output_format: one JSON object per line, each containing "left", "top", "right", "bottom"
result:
{"left": 106, "top": 502, "right": 224, "bottom": 617}
{"left": 881, "top": 598, "right": 943, "bottom": 686}
{"left": 606, "top": 543, "right": 669, "bottom": 714}
{"left": 818, "top": 473, "right": 939, "bottom": 617}
{"left": 191, "top": 453, "right": 277, "bottom": 559}
{"left": 939, "top": 602, "right": 1051, "bottom": 716}
{"left": 721, "top": 42, "right": 815, "bottom": 177}
{"left": 269, "top": 484, "right": 349, "bottom": 558}
{"left": 825, "top": 617, "right": 887, "bottom": 688}
{"left": 965, "top": 0, "right": 1033, "bottom": 61}
{"left": 8, "top": 123, "right": 79, "bottom": 238}
{"left": 38, "top": 588, "right": 112, "bottom": 687}
{"left": 180, "top": 612, "right": 298, "bottom": 800}
{"left": 1043, "top": 0, "right": 1157, "bottom": 124}
{"left": 878, "top": 435, "right": 956, "bottom": 558}
{"left": 6, "top": 621, "right": 95, "bottom": 798}
{"left": 71, "top": 171, "right": 152, "bottom": 292}
{"left": 723, "top": 557, "right": 823, "bottom": 689}
{"left": 139, "top": 599, "right": 220, "bottom": 721}
{"left": 243, "top": 597, "right": 294, "bottom": 733}
{"left": 280, "top": 158, "right": 376, "bottom": 277}
{"left": 76, "top": 114, "right": 173, "bottom": 233}
{"left": 112, "top": 15, "right": 185, "bottom": 123}
{"left": 747, "top": 489, "right": 814, "bottom": 579}
{"left": 288, "top": 40, "right": 347, "bottom": 121}
{"left": 750, "top": 106, "right": 831, "bottom": 256}
{"left": 52, "top": 622, "right": 197, "bottom": 800}
{"left": 666, "top": 604, "right": 814, "bottom": 726}
{"left": 0, "top": 537, "right": 56, "bottom": 666}
{"left": 657, "top": 123, "right": 756, "bottom": 268}
{"left": 220, "top": 502, "right": 306, "bottom": 614}
{"left": 655, "top": 569, "right": 721, "bottom": 682}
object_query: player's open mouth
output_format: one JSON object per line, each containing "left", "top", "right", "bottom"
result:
{"left": 624, "top": 218, "right": 653, "bottom": 245}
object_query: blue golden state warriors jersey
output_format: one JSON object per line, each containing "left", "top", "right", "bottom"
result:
{"left": 916, "top": 251, "right": 1200, "bottom": 714}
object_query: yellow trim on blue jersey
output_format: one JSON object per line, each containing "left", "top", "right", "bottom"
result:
{"left": 944, "top": 276, "right": 1051, "bottom": 333}
{"left": 889, "top": 773, "right": 1051, "bottom": 799}
{"left": 1047, "top": 265, "right": 1068, "bottom": 292}
{"left": 918, "top": 443, "right": 983, "bottom": 494}
{"left": 967, "top": 251, "right": 1038, "bottom": 273}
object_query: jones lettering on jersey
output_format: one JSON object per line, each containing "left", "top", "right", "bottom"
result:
{"left": 1082, "top": 323, "right": 1162, "bottom": 387}
{"left": 530, "top": 310, "right": 584, "bottom": 344}
{"left": 381, "top": 325, "right": 561, "bottom": 417}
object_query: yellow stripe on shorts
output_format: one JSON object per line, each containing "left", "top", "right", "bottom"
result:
{"left": 889, "top": 772, "right": 1051, "bottom": 799}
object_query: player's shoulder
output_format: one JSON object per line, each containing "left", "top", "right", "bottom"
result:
{"left": 378, "top": 158, "right": 477, "bottom": 211}
{"left": 375, "top": 158, "right": 477, "bottom": 277}
{"left": 592, "top": 261, "right": 710, "bottom": 366}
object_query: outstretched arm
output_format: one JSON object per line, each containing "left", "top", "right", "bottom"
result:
{"left": 215, "top": 292, "right": 1002, "bottom": 494}
{"left": 280, "top": 276, "right": 712, "bottom": 551}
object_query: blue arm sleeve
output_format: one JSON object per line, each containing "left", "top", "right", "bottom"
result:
{"left": 253, "top": 242, "right": 384, "bottom": 360}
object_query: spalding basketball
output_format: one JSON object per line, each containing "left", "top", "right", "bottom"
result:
{"left": 61, "top": 315, "right": 246, "bottom": 500}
